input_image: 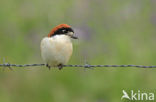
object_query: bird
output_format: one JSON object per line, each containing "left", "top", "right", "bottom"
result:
{"left": 40, "top": 24, "right": 78, "bottom": 70}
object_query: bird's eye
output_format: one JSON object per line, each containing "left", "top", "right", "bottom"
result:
{"left": 62, "top": 29, "right": 67, "bottom": 33}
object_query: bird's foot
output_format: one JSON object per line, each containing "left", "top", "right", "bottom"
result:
{"left": 58, "top": 64, "right": 64, "bottom": 70}
{"left": 46, "top": 64, "right": 51, "bottom": 70}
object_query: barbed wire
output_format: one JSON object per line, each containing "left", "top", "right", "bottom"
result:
{"left": 0, "top": 63, "right": 156, "bottom": 69}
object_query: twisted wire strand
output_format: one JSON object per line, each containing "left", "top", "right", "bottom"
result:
{"left": 0, "top": 63, "right": 156, "bottom": 69}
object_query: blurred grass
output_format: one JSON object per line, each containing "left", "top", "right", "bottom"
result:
{"left": 0, "top": 0, "right": 156, "bottom": 102}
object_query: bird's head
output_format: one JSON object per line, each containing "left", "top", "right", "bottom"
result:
{"left": 48, "top": 24, "right": 78, "bottom": 39}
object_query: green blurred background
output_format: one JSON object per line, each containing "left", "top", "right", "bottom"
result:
{"left": 0, "top": 0, "right": 156, "bottom": 102}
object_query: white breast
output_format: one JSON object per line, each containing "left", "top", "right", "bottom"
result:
{"left": 40, "top": 35, "right": 73, "bottom": 67}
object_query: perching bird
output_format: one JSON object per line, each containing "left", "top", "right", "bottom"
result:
{"left": 40, "top": 24, "right": 78, "bottom": 70}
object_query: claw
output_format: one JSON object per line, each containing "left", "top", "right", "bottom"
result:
{"left": 46, "top": 64, "right": 51, "bottom": 70}
{"left": 58, "top": 64, "right": 63, "bottom": 70}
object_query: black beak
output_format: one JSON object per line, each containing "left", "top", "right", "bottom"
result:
{"left": 67, "top": 29, "right": 78, "bottom": 39}
{"left": 71, "top": 35, "right": 78, "bottom": 39}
